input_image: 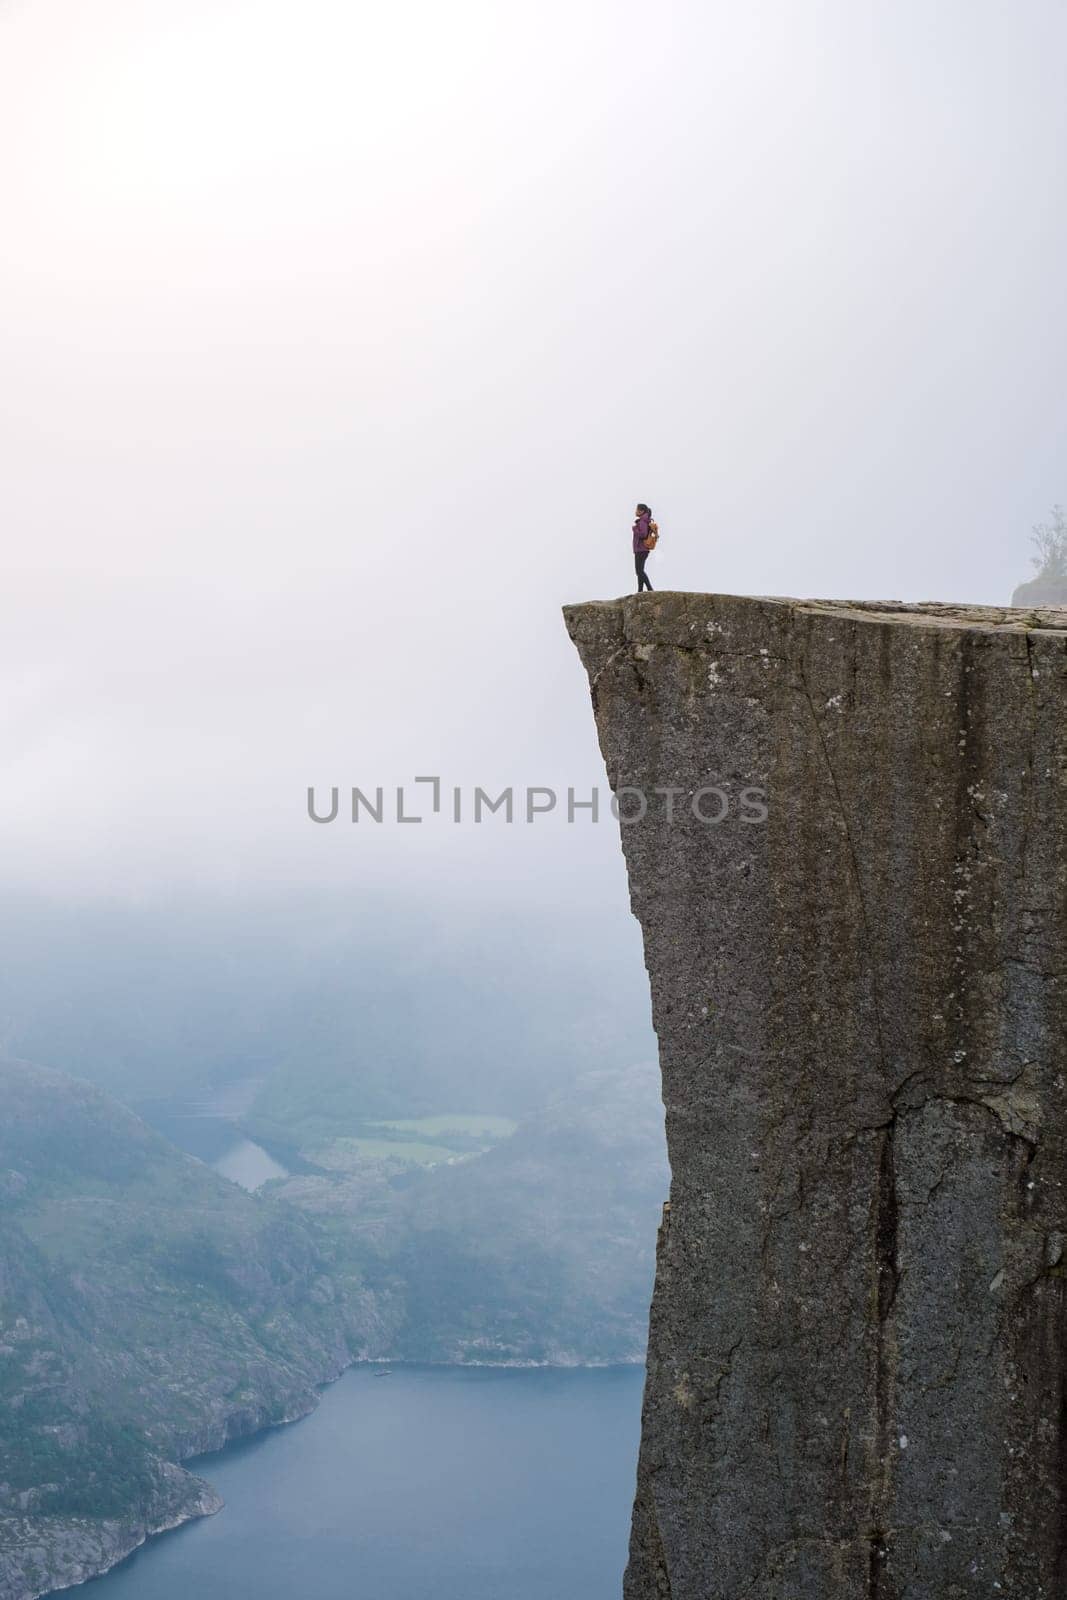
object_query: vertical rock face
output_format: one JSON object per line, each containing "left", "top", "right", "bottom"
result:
{"left": 565, "top": 594, "right": 1067, "bottom": 1600}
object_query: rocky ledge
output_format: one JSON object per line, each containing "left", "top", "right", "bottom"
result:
{"left": 0, "top": 1466, "right": 222, "bottom": 1600}
{"left": 566, "top": 593, "right": 1067, "bottom": 1600}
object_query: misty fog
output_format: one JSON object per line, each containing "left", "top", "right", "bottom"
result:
{"left": 3, "top": 6, "right": 1067, "bottom": 1597}
{"left": 3, "top": 0, "right": 1064, "bottom": 907}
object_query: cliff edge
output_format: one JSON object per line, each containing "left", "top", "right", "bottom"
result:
{"left": 565, "top": 593, "right": 1067, "bottom": 1599}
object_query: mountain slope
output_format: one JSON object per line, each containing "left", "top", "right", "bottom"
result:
{"left": 272, "top": 1062, "right": 668, "bottom": 1364}
{"left": 0, "top": 1058, "right": 393, "bottom": 1600}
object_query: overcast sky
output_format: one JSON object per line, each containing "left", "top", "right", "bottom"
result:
{"left": 2, "top": 0, "right": 1065, "bottom": 902}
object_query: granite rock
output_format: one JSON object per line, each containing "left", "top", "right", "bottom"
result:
{"left": 1011, "top": 575, "right": 1067, "bottom": 609}
{"left": 566, "top": 593, "right": 1067, "bottom": 1600}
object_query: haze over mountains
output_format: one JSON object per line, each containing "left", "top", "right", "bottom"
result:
{"left": 0, "top": 891, "right": 651, "bottom": 1112}
{"left": 4, "top": 2, "right": 1063, "bottom": 1596}
{"left": 0, "top": 889, "right": 665, "bottom": 1598}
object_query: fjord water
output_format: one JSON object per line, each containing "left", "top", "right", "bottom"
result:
{"left": 86, "top": 1365, "right": 643, "bottom": 1600}
{"left": 135, "top": 1082, "right": 290, "bottom": 1190}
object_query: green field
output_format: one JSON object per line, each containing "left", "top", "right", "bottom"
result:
{"left": 366, "top": 1114, "right": 518, "bottom": 1140}
{"left": 304, "top": 1114, "right": 518, "bottom": 1173}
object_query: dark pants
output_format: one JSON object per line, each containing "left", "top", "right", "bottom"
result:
{"left": 635, "top": 552, "right": 653, "bottom": 592}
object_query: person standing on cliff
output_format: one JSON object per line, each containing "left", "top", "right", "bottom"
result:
{"left": 633, "top": 503, "right": 657, "bottom": 592}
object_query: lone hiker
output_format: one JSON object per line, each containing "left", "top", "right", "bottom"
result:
{"left": 633, "top": 503, "right": 658, "bottom": 592}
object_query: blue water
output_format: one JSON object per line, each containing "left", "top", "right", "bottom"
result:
{"left": 85, "top": 1365, "right": 644, "bottom": 1600}
{"left": 134, "top": 1085, "right": 291, "bottom": 1192}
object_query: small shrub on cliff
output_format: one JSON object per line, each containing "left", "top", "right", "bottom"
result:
{"left": 1030, "top": 505, "right": 1067, "bottom": 579}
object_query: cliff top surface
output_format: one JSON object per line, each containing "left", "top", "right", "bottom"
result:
{"left": 564, "top": 591, "right": 1067, "bottom": 638}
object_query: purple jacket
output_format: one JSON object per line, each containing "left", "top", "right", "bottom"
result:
{"left": 632, "top": 513, "right": 651, "bottom": 554}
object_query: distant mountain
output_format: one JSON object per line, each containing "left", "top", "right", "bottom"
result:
{"left": 0, "top": 1058, "right": 395, "bottom": 1600}
{"left": 0, "top": 1050, "right": 666, "bottom": 1598}
{"left": 0, "top": 893, "right": 654, "bottom": 1117}
{"left": 269, "top": 1062, "right": 668, "bottom": 1365}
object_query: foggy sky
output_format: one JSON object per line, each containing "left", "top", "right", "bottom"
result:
{"left": 2, "top": 0, "right": 1065, "bottom": 900}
